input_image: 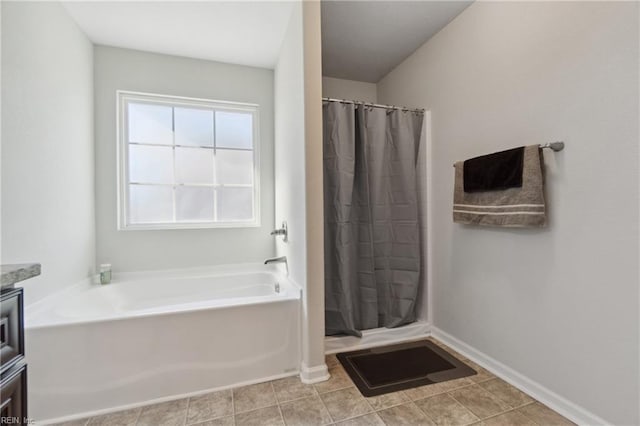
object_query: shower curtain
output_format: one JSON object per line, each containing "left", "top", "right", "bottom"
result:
{"left": 323, "top": 101, "right": 424, "bottom": 337}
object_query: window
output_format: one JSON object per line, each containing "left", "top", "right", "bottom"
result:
{"left": 117, "top": 91, "right": 260, "bottom": 230}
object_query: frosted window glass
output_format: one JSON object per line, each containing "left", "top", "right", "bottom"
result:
{"left": 216, "top": 150, "right": 253, "bottom": 185}
{"left": 215, "top": 111, "right": 253, "bottom": 149}
{"left": 175, "top": 107, "right": 214, "bottom": 147}
{"left": 129, "top": 185, "right": 173, "bottom": 224}
{"left": 176, "top": 187, "right": 214, "bottom": 221}
{"left": 129, "top": 145, "right": 173, "bottom": 184}
{"left": 128, "top": 103, "right": 173, "bottom": 145}
{"left": 175, "top": 148, "right": 214, "bottom": 184}
{"left": 217, "top": 188, "right": 254, "bottom": 221}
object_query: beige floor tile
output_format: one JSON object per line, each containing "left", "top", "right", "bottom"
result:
{"left": 319, "top": 387, "right": 372, "bottom": 422}
{"left": 449, "top": 385, "right": 511, "bottom": 419}
{"left": 365, "top": 390, "right": 409, "bottom": 410}
{"left": 325, "top": 354, "right": 340, "bottom": 368}
{"left": 313, "top": 366, "right": 353, "bottom": 394}
{"left": 192, "top": 416, "right": 234, "bottom": 426}
{"left": 479, "top": 410, "right": 537, "bottom": 426}
{"left": 461, "top": 360, "right": 495, "bottom": 383}
{"left": 279, "top": 395, "right": 332, "bottom": 426}
{"left": 86, "top": 408, "right": 140, "bottom": 426}
{"left": 234, "top": 405, "right": 283, "bottom": 426}
{"left": 479, "top": 379, "right": 533, "bottom": 408}
{"left": 404, "top": 377, "right": 474, "bottom": 400}
{"left": 271, "top": 376, "right": 317, "bottom": 403}
{"left": 376, "top": 402, "right": 436, "bottom": 426}
{"left": 186, "top": 390, "right": 233, "bottom": 424}
{"left": 517, "top": 402, "right": 575, "bottom": 426}
{"left": 335, "top": 412, "right": 385, "bottom": 426}
{"left": 136, "top": 398, "right": 188, "bottom": 426}
{"left": 415, "top": 393, "right": 479, "bottom": 426}
{"left": 233, "top": 382, "right": 277, "bottom": 414}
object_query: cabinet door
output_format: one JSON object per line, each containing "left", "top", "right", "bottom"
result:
{"left": 0, "top": 365, "right": 27, "bottom": 425}
{"left": 0, "top": 288, "right": 24, "bottom": 375}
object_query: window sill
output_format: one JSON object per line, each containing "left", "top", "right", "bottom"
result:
{"left": 118, "top": 221, "right": 261, "bottom": 231}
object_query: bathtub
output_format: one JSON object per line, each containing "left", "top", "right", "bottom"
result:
{"left": 24, "top": 264, "right": 301, "bottom": 423}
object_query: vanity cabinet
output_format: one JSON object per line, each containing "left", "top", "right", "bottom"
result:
{"left": 1, "top": 287, "right": 28, "bottom": 424}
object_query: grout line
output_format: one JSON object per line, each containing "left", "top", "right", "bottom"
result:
{"left": 133, "top": 406, "right": 143, "bottom": 426}
{"left": 316, "top": 387, "right": 336, "bottom": 424}
{"left": 272, "top": 380, "right": 283, "bottom": 406}
{"left": 476, "top": 401, "right": 537, "bottom": 423}
{"left": 276, "top": 386, "right": 322, "bottom": 406}
{"left": 182, "top": 397, "right": 190, "bottom": 426}
{"left": 411, "top": 398, "right": 442, "bottom": 425}
{"left": 322, "top": 390, "right": 376, "bottom": 424}
{"left": 270, "top": 382, "right": 286, "bottom": 426}
{"left": 230, "top": 387, "right": 236, "bottom": 426}
{"left": 405, "top": 380, "right": 477, "bottom": 403}
{"left": 368, "top": 396, "right": 412, "bottom": 413}
{"left": 233, "top": 403, "right": 280, "bottom": 416}
{"left": 445, "top": 391, "right": 484, "bottom": 423}
{"left": 230, "top": 387, "right": 237, "bottom": 426}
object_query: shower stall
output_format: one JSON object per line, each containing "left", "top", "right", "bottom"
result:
{"left": 322, "top": 98, "right": 429, "bottom": 347}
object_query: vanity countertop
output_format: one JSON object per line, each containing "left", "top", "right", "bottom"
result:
{"left": 1, "top": 263, "right": 41, "bottom": 289}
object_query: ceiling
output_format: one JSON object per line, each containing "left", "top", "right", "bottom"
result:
{"left": 321, "top": 1, "right": 473, "bottom": 82}
{"left": 62, "top": 1, "right": 471, "bottom": 80}
{"left": 62, "top": 1, "right": 295, "bottom": 69}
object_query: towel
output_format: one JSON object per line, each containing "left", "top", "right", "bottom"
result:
{"left": 463, "top": 147, "right": 524, "bottom": 192}
{"left": 453, "top": 145, "right": 546, "bottom": 227}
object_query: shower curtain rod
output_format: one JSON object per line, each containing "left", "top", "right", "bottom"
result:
{"left": 322, "top": 97, "right": 425, "bottom": 114}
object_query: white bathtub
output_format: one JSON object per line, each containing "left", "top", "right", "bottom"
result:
{"left": 25, "top": 264, "right": 301, "bottom": 423}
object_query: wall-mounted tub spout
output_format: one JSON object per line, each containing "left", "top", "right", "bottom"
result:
{"left": 270, "top": 221, "right": 288, "bottom": 242}
{"left": 264, "top": 256, "right": 287, "bottom": 265}
{"left": 264, "top": 256, "right": 288, "bottom": 276}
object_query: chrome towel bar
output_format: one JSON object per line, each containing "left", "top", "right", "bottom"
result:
{"left": 453, "top": 142, "right": 564, "bottom": 166}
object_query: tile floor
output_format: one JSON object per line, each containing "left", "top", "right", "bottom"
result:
{"left": 53, "top": 338, "right": 574, "bottom": 426}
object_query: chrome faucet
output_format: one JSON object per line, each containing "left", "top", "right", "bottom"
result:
{"left": 264, "top": 256, "right": 287, "bottom": 265}
{"left": 264, "top": 256, "right": 288, "bottom": 275}
{"left": 270, "top": 221, "right": 288, "bottom": 242}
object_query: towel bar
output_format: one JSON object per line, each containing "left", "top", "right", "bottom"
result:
{"left": 539, "top": 141, "right": 565, "bottom": 151}
{"left": 453, "top": 142, "right": 564, "bottom": 166}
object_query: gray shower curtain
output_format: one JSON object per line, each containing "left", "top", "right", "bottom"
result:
{"left": 323, "top": 101, "right": 424, "bottom": 337}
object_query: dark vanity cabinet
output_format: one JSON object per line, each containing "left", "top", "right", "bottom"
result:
{"left": 1, "top": 287, "right": 28, "bottom": 424}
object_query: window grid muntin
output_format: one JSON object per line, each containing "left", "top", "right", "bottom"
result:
{"left": 119, "top": 91, "right": 259, "bottom": 229}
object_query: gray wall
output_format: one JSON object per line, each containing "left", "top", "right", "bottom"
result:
{"left": 378, "top": 2, "right": 639, "bottom": 424}
{"left": 321, "top": 77, "right": 377, "bottom": 103}
{"left": 94, "top": 46, "right": 275, "bottom": 272}
{"left": 1, "top": 1, "right": 95, "bottom": 305}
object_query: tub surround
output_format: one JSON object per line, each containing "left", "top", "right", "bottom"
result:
{"left": 1, "top": 263, "right": 41, "bottom": 289}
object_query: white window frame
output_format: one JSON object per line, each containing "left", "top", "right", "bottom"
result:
{"left": 117, "top": 90, "right": 261, "bottom": 230}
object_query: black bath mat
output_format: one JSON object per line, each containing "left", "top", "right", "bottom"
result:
{"left": 336, "top": 340, "right": 476, "bottom": 397}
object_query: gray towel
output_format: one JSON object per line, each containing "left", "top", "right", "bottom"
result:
{"left": 453, "top": 145, "right": 546, "bottom": 227}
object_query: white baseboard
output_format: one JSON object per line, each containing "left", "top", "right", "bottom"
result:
{"left": 300, "top": 362, "right": 330, "bottom": 384}
{"left": 431, "top": 327, "right": 609, "bottom": 426}
{"left": 324, "top": 321, "right": 431, "bottom": 354}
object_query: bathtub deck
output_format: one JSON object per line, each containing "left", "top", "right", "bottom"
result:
{"left": 51, "top": 338, "right": 573, "bottom": 426}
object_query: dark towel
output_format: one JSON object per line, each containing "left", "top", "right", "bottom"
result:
{"left": 463, "top": 147, "right": 524, "bottom": 192}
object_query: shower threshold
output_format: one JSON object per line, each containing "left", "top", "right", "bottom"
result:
{"left": 324, "top": 320, "right": 431, "bottom": 354}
